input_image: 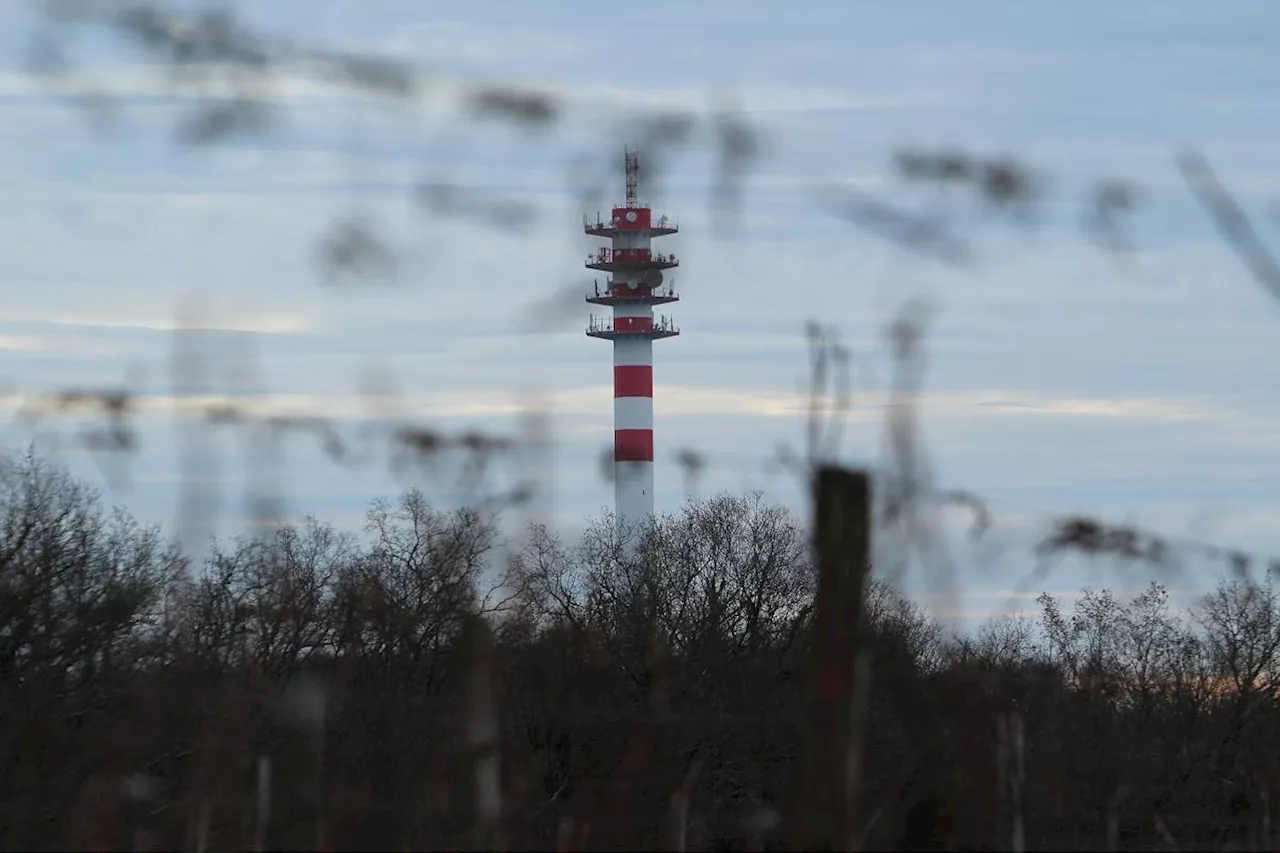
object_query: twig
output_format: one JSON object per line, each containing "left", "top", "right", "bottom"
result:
{"left": 1179, "top": 150, "right": 1280, "bottom": 306}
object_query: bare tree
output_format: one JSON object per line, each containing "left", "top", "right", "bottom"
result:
{"left": 1194, "top": 576, "right": 1280, "bottom": 702}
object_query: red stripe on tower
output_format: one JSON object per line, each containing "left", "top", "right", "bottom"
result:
{"left": 614, "top": 429, "right": 654, "bottom": 462}
{"left": 614, "top": 365, "right": 653, "bottom": 397}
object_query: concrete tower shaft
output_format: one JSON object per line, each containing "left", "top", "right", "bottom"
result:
{"left": 584, "top": 149, "right": 680, "bottom": 538}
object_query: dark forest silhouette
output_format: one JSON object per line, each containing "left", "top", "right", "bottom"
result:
{"left": 2, "top": 450, "right": 1278, "bottom": 851}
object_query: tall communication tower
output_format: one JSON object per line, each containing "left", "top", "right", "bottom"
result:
{"left": 585, "top": 149, "right": 680, "bottom": 539}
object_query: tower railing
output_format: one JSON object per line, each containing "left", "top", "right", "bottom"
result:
{"left": 590, "top": 280, "right": 679, "bottom": 300}
{"left": 584, "top": 213, "right": 678, "bottom": 231}
{"left": 586, "top": 248, "right": 679, "bottom": 266}
{"left": 587, "top": 315, "right": 680, "bottom": 335}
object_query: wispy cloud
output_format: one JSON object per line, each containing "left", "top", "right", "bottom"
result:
{"left": 0, "top": 61, "right": 913, "bottom": 127}
{"left": 0, "top": 383, "right": 1245, "bottom": 427}
{"left": 0, "top": 333, "right": 46, "bottom": 352}
{"left": 1, "top": 311, "right": 315, "bottom": 334}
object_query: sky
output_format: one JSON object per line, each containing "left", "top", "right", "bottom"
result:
{"left": 1, "top": 0, "right": 1279, "bottom": 627}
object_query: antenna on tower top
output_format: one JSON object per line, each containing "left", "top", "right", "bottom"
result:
{"left": 625, "top": 147, "right": 639, "bottom": 207}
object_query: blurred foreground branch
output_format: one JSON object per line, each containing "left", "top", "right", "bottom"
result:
{"left": 1180, "top": 150, "right": 1280, "bottom": 307}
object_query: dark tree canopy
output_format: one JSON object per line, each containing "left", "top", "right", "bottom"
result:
{"left": 0, "top": 452, "right": 1276, "bottom": 851}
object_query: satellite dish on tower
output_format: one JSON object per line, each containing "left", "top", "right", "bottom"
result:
{"left": 642, "top": 269, "right": 664, "bottom": 288}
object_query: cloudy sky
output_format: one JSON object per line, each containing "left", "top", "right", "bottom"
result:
{"left": 1, "top": 0, "right": 1278, "bottom": 625}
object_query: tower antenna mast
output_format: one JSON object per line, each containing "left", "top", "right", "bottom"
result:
{"left": 624, "top": 147, "right": 639, "bottom": 207}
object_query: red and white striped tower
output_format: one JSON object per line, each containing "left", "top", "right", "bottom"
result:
{"left": 586, "top": 149, "right": 680, "bottom": 539}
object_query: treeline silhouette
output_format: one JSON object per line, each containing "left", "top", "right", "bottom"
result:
{"left": 2, "top": 448, "right": 1278, "bottom": 852}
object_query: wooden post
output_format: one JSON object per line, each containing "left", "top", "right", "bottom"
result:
{"left": 783, "top": 466, "right": 873, "bottom": 851}
{"left": 1011, "top": 711, "right": 1025, "bottom": 853}
{"left": 463, "top": 616, "right": 505, "bottom": 852}
{"left": 254, "top": 754, "right": 271, "bottom": 853}
{"left": 997, "top": 714, "right": 1009, "bottom": 851}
